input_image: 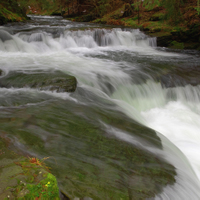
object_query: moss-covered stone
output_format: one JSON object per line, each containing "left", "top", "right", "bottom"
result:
{"left": 0, "top": 91, "right": 176, "bottom": 199}
{"left": 0, "top": 70, "right": 77, "bottom": 92}
{"left": 170, "top": 41, "right": 184, "bottom": 49}
{"left": 0, "top": 137, "right": 60, "bottom": 199}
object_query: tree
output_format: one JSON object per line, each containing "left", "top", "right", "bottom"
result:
{"left": 197, "top": 0, "right": 200, "bottom": 15}
{"left": 161, "top": 0, "right": 184, "bottom": 24}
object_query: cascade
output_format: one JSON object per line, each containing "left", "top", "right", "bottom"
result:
{"left": 0, "top": 15, "right": 200, "bottom": 199}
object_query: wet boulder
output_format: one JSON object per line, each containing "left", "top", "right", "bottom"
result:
{"left": 0, "top": 30, "right": 12, "bottom": 42}
{"left": 159, "top": 65, "right": 200, "bottom": 88}
{"left": 0, "top": 70, "right": 77, "bottom": 92}
{"left": 0, "top": 90, "right": 177, "bottom": 200}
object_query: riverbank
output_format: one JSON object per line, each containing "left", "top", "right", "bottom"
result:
{"left": 0, "top": 0, "right": 28, "bottom": 25}
{"left": 64, "top": 1, "right": 200, "bottom": 50}
{"left": 1, "top": 0, "right": 199, "bottom": 50}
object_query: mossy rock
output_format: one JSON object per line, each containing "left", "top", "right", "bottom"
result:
{"left": 0, "top": 137, "right": 60, "bottom": 200}
{"left": 0, "top": 90, "right": 176, "bottom": 199}
{"left": 149, "top": 12, "right": 165, "bottom": 21}
{"left": 170, "top": 41, "right": 184, "bottom": 49}
{"left": 149, "top": 27, "right": 162, "bottom": 33}
{"left": 0, "top": 70, "right": 77, "bottom": 92}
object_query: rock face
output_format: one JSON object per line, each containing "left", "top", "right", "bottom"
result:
{"left": 0, "top": 137, "right": 60, "bottom": 199}
{"left": 0, "top": 70, "right": 77, "bottom": 92}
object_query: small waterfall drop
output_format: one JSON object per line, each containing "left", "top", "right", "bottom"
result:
{"left": 0, "top": 28, "right": 156, "bottom": 53}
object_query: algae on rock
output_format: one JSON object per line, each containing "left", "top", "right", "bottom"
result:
{"left": 0, "top": 91, "right": 177, "bottom": 199}
{"left": 0, "top": 137, "right": 60, "bottom": 199}
{"left": 0, "top": 70, "right": 77, "bottom": 93}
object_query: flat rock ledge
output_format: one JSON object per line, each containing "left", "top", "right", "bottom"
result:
{"left": 158, "top": 65, "right": 200, "bottom": 88}
{"left": 0, "top": 70, "right": 77, "bottom": 93}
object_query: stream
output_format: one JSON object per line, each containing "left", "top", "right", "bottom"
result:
{"left": 1, "top": 15, "right": 200, "bottom": 199}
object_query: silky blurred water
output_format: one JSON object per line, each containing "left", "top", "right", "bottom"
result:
{"left": 1, "top": 15, "right": 200, "bottom": 199}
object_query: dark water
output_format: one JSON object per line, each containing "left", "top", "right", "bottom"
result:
{"left": 1, "top": 15, "right": 200, "bottom": 199}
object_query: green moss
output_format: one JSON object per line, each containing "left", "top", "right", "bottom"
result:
{"left": 0, "top": 70, "right": 77, "bottom": 93}
{"left": 23, "top": 173, "right": 59, "bottom": 200}
{"left": 170, "top": 41, "right": 184, "bottom": 49}
{"left": 150, "top": 12, "right": 165, "bottom": 21}
{"left": 143, "top": 21, "right": 172, "bottom": 32}
{"left": 123, "top": 18, "right": 142, "bottom": 28}
{"left": 0, "top": 0, "right": 27, "bottom": 25}
{"left": 0, "top": 137, "right": 59, "bottom": 199}
{"left": 0, "top": 95, "right": 176, "bottom": 199}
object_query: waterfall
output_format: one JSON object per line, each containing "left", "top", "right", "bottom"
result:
{"left": 1, "top": 15, "right": 200, "bottom": 199}
{"left": 0, "top": 28, "right": 156, "bottom": 53}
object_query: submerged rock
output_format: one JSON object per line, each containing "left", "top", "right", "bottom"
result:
{"left": 0, "top": 70, "right": 77, "bottom": 92}
{"left": 159, "top": 65, "right": 200, "bottom": 88}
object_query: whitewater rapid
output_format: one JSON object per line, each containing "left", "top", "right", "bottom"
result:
{"left": 1, "top": 15, "right": 200, "bottom": 199}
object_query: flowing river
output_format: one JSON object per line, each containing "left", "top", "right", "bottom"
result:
{"left": 1, "top": 15, "right": 200, "bottom": 199}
